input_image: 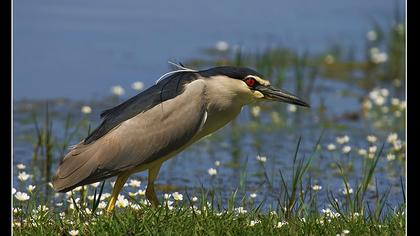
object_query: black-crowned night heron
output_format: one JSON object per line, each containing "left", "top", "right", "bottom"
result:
{"left": 52, "top": 63, "right": 309, "bottom": 213}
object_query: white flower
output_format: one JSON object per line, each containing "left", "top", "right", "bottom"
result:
{"left": 275, "top": 221, "right": 288, "bottom": 228}
{"left": 69, "top": 230, "right": 79, "bottom": 236}
{"left": 336, "top": 135, "right": 350, "bottom": 144}
{"left": 358, "top": 149, "right": 367, "bottom": 156}
{"left": 392, "top": 140, "right": 403, "bottom": 151}
{"left": 342, "top": 146, "right": 351, "bottom": 154}
{"left": 12, "top": 188, "right": 16, "bottom": 195}
{"left": 215, "top": 41, "right": 229, "bottom": 51}
{"left": 256, "top": 155, "right": 267, "bottom": 163}
{"left": 129, "top": 179, "right": 141, "bottom": 188}
{"left": 312, "top": 185, "right": 322, "bottom": 191}
{"left": 387, "top": 153, "right": 396, "bottom": 161}
{"left": 130, "top": 203, "right": 141, "bottom": 210}
{"left": 208, "top": 168, "right": 217, "bottom": 176}
{"left": 235, "top": 207, "right": 247, "bottom": 214}
{"left": 251, "top": 106, "right": 261, "bottom": 117}
{"left": 56, "top": 202, "right": 63, "bottom": 207}
{"left": 373, "top": 96, "right": 385, "bottom": 106}
{"left": 387, "top": 133, "right": 398, "bottom": 143}
{"left": 327, "top": 144, "right": 336, "bottom": 151}
{"left": 111, "top": 85, "right": 125, "bottom": 96}
{"left": 249, "top": 220, "right": 260, "bottom": 227}
{"left": 380, "top": 88, "right": 389, "bottom": 97}
{"left": 370, "top": 49, "right": 388, "bottom": 64}
{"left": 81, "top": 106, "right": 92, "bottom": 114}
{"left": 15, "top": 192, "right": 30, "bottom": 201}
{"left": 116, "top": 195, "right": 129, "bottom": 208}
{"left": 164, "top": 193, "right": 171, "bottom": 200}
{"left": 16, "top": 164, "right": 26, "bottom": 170}
{"left": 27, "top": 185, "right": 36, "bottom": 193}
{"left": 172, "top": 192, "right": 183, "bottom": 201}
{"left": 342, "top": 229, "right": 350, "bottom": 234}
{"left": 18, "top": 172, "right": 31, "bottom": 182}
{"left": 287, "top": 104, "right": 297, "bottom": 113}
{"left": 394, "top": 110, "right": 402, "bottom": 117}
{"left": 399, "top": 101, "right": 406, "bottom": 110}
{"left": 214, "top": 161, "right": 221, "bottom": 166}
{"left": 98, "top": 201, "right": 107, "bottom": 209}
{"left": 131, "top": 81, "right": 144, "bottom": 91}
{"left": 342, "top": 188, "right": 353, "bottom": 195}
{"left": 391, "top": 98, "right": 400, "bottom": 106}
{"left": 367, "top": 30, "right": 377, "bottom": 41}
{"left": 250, "top": 193, "right": 257, "bottom": 198}
{"left": 324, "top": 54, "right": 335, "bottom": 64}
{"left": 367, "top": 135, "right": 377, "bottom": 143}
{"left": 138, "top": 189, "right": 146, "bottom": 196}
{"left": 101, "top": 193, "right": 111, "bottom": 200}
{"left": 368, "top": 145, "right": 377, "bottom": 154}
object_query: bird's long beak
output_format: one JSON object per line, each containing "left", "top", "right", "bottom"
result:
{"left": 256, "top": 85, "right": 310, "bottom": 107}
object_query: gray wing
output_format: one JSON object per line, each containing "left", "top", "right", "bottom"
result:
{"left": 52, "top": 80, "right": 207, "bottom": 192}
{"left": 84, "top": 71, "right": 198, "bottom": 144}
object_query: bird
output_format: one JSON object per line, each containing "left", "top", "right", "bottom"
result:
{"left": 52, "top": 63, "right": 309, "bottom": 213}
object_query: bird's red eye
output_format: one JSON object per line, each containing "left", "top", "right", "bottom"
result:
{"left": 245, "top": 78, "right": 256, "bottom": 87}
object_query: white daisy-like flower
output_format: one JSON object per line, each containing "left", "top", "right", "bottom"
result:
{"left": 138, "top": 189, "right": 146, "bottom": 196}
{"left": 287, "top": 104, "right": 297, "bottom": 113}
{"left": 327, "top": 143, "right": 336, "bottom": 151}
{"left": 387, "top": 133, "right": 398, "bottom": 143}
{"left": 215, "top": 41, "right": 229, "bottom": 51}
{"left": 275, "top": 221, "right": 288, "bottom": 228}
{"left": 342, "top": 229, "right": 350, "bottom": 234}
{"left": 192, "top": 196, "right": 198, "bottom": 202}
{"left": 342, "top": 188, "right": 354, "bottom": 195}
{"left": 380, "top": 88, "right": 389, "bottom": 97}
{"left": 129, "top": 179, "right": 141, "bottom": 188}
{"left": 391, "top": 98, "right": 400, "bottom": 106}
{"left": 235, "top": 207, "right": 247, "bottom": 214}
{"left": 250, "top": 193, "right": 257, "bottom": 198}
{"left": 367, "top": 30, "right": 377, "bottom": 41}
{"left": 81, "top": 106, "right": 92, "bottom": 114}
{"left": 369, "top": 145, "right": 377, "bottom": 154}
{"left": 27, "top": 185, "right": 36, "bottom": 193}
{"left": 312, "top": 184, "right": 322, "bottom": 191}
{"left": 116, "top": 195, "right": 129, "bottom": 208}
{"left": 249, "top": 220, "right": 260, "bottom": 227}
{"left": 214, "top": 161, "right": 221, "bottom": 166}
{"left": 98, "top": 201, "right": 107, "bottom": 209}
{"left": 208, "top": 168, "right": 217, "bottom": 176}
{"left": 256, "top": 155, "right": 267, "bottom": 163}
{"left": 111, "top": 85, "right": 125, "bottom": 96}
{"left": 342, "top": 146, "right": 351, "bottom": 154}
{"left": 69, "top": 230, "right": 79, "bottom": 236}
{"left": 358, "top": 149, "right": 367, "bottom": 156}
{"left": 172, "top": 192, "right": 183, "bottom": 201}
{"left": 387, "top": 153, "right": 396, "bottom": 161}
{"left": 56, "top": 202, "right": 63, "bottom": 207}
{"left": 367, "top": 135, "right": 377, "bottom": 143}
{"left": 336, "top": 135, "right": 350, "bottom": 144}
{"left": 73, "top": 186, "right": 82, "bottom": 192}
{"left": 18, "top": 172, "right": 31, "bottom": 182}
{"left": 131, "top": 81, "right": 144, "bottom": 91}
{"left": 16, "top": 164, "right": 26, "bottom": 170}
{"left": 15, "top": 192, "right": 30, "bottom": 201}
{"left": 164, "top": 193, "right": 171, "bottom": 200}
{"left": 251, "top": 106, "right": 261, "bottom": 117}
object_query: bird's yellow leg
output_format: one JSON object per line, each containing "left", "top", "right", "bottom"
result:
{"left": 106, "top": 173, "right": 129, "bottom": 213}
{"left": 146, "top": 163, "right": 162, "bottom": 208}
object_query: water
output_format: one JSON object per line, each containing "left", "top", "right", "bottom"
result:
{"left": 13, "top": 0, "right": 404, "bottom": 99}
{"left": 13, "top": 0, "right": 405, "bottom": 212}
